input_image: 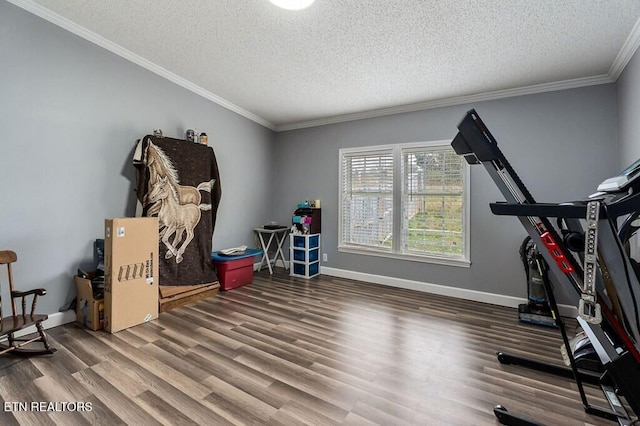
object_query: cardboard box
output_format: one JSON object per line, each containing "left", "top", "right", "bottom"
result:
{"left": 104, "top": 217, "right": 159, "bottom": 333}
{"left": 75, "top": 272, "right": 104, "bottom": 331}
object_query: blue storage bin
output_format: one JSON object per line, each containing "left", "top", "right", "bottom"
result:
{"left": 293, "top": 236, "right": 306, "bottom": 247}
{"left": 293, "top": 263, "right": 305, "bottom": 276}
{"left": 293, "top": 249, "right": 306, "bottom": 261}
{"left": 309, "top": 262, "right": 319, "bottom": 276}
{"left": 308, "top": 235, "right": 319, "bottom": 248}
{"left": 309, "top": 249, "right": 319, "bottom": 262}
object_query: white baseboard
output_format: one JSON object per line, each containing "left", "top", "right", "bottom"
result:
{"left": 254, "top": 259, "right": 289, "bottom": 271}
{"left": 45, "top": 310, "right": 77, "bottom": 329}
{"left": 320, "top": 266, "right": 578, "bottom": 318}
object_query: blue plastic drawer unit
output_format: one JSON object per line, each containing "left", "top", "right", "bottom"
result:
{"left": 289, "top": 233, "right": 321, "bottom": 279}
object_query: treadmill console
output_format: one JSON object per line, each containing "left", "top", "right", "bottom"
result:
{"left": 597, "top": 158, "right": 640, "bottom": 193}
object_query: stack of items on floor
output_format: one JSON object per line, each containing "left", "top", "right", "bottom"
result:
{"left": 75, "top": 130, "right": 225, "bottom": 331}
{"left": 290, "top": 202, "right": 321, "bottom": 279}
{"left": 133, "top": 134, "right": 222, "bottom": 312}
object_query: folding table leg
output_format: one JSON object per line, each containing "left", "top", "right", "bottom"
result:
{"left": 257, "top": 232, "right": 274, "bottom": 274}
{"left": 274, "top": 232, "right": 289, "bottom": 270}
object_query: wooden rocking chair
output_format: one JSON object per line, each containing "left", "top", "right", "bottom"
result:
{"left": 0, "top": 250, "right": 56, "bottom": 356}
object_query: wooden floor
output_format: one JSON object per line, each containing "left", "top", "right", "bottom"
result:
{"left": 0, "top": 269, "right": 631, "bottom": 425}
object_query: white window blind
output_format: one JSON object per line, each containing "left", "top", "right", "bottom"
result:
{"left": 341, "top": 150, "right": 394, "bottom": 250}
{"left": 401, "top": 147, "right": 465, "bottom": 257}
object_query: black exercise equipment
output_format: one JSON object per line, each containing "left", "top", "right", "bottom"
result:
{"left": 451, "top": 109, "right": 640, "bottom": 425}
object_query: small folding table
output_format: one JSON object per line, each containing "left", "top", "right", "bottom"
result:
{"left": 254, "top": 227, "right": 289, "bottom": 274}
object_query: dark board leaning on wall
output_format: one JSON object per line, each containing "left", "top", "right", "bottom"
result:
{"left": 133, "top": 135, "right": 222, "bottom": 286}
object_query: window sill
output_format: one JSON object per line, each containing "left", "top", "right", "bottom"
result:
{"left": 337, "top": 246, "right": 471, "bottom": 268}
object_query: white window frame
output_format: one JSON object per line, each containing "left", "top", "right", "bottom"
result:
{"left": 338, "top": 140, "right": 470, "bottom": 267}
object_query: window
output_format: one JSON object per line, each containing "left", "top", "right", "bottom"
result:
{"left": 339, "top": 141, "right": 470, "bottom": 266}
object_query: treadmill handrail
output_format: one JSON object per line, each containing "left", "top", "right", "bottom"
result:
{"left": 490, "top": 191, "right": 640, "bottom": 220}
{"left": 490, "top": 201, "right": 588, "bottom": 219}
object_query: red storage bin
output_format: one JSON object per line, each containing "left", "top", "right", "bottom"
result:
{"left": 214, "top": 256, "right": 254, "bottom": 290}
{"left": 212, "top": 248, "right": 262, "bottom": 290}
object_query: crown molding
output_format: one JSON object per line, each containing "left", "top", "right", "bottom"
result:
{"left": 609, "top": 16, "right": 640, "bottom": 80}
{"left": 7, "top": 0, "right": 277, "bottom": 131}
{"left": 9, "top": 0, "right": 634, "bottom": 134}
{"left": 275, "top": 74, "right": 614, "bottom": 131}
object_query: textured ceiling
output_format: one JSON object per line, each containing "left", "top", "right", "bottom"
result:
{"left": 13, "top": 0, "right": 640, "bottom": 130}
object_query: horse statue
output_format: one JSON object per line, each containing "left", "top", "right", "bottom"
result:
{"left": 147, "top": 175, "right": 211, "bottom": 264}
{"left": 143, "top": 139, "right": 214, "bottom": 215}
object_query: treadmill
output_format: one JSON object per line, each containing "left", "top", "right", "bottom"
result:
{"left": 451, "top": 109, "right": 640, "bottom": 425}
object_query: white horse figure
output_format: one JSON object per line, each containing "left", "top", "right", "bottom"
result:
{"left": 147, "top": 175, "right": 211, "bottom": 263}
{"left": 143, "top": 140, "right": 214, "bottom": 216}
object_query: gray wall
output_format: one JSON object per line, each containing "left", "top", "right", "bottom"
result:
{"left": 617, "top": 47, "right": 640, "bottom": 167}
{"left": 273, "top": 86, "right": 618, "bottom": 304}
{"left": 0, "top": 2, "right": 275, "bottom": 314}
{"left": 0, "top": 0, "right": 628, "bottom": 316}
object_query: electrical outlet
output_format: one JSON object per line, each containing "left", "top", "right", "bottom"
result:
{"left": 322, "top": 253, "right": 327, "bottom": 262}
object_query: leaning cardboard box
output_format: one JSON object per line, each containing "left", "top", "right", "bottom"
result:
{"left": 104, "top": 217, "right": 159, "bottom": 333}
